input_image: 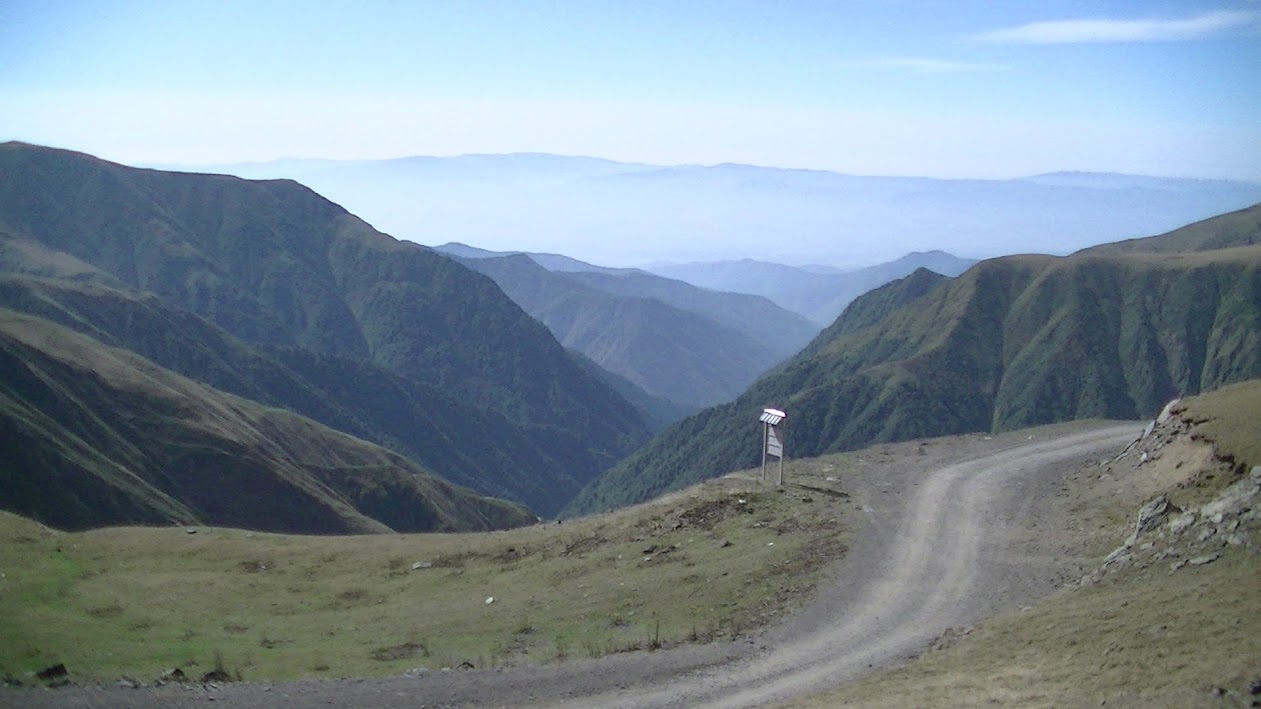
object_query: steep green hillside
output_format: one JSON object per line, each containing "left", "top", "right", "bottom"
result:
{"left": 0, "top": 310, "right": 533, "bottom": 533}
{"left": 794, "top": 267, "right": 949, "bottom": 360}
{"left": 455, "top": 253, "right": 784, "bottom": 408}
{"left": 569, "top": 208, "right": 1261, "bottom": 514}
{"left": 0, "top": 142, "right": 652, "bottom": 518}
{"left": 0, "top": 273, "right": 611, "bottom": 514}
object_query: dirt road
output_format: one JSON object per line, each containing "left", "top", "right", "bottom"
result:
{"left": 565, "top": 424, "right": 1142, "bottom": 708}
{"left": 10, "top": 423, "right": 1141, "bottom": 708}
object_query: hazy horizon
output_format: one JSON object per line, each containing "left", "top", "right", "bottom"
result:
{"left": 3, "top": 1, "right": 1259, "bottom": 182}
{"left": 176, "top": 152, "right": 1261, "bottom": 269}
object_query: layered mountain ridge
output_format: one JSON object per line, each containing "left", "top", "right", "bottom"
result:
{"left": 567, "top": 204, "right": 1261, "bottom": 514}
{"left": 0, "top": 142, "right": 653, "bottom": 527}
{"left": 438, "top": 247, "right": 818, "bottom": 410}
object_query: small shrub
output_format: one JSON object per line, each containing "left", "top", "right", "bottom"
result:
{"left": 553, "top": 635, "right": 571, "bottom": 661}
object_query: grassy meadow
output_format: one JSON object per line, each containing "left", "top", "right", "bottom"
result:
{"left": 0, "top": 465, "right": 853, "bottom": 684}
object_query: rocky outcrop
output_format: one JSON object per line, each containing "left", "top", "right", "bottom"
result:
{"left": 1084, "top": 397, "right": 1259, "bottom": 584}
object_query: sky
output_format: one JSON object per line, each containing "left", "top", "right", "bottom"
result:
{"left": 1, "top": 0, "right": 1260, "bottom": 180}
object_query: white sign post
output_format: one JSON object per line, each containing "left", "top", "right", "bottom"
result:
{"left": 759, "top": 408, "right": 787, "bottom": 485}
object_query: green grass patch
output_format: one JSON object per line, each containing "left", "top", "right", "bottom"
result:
{"left": 1181, "top": 378, "right": 1261, "bottom": 472}
{"left": 0, "top": 463, "right": 854, "bottom": 683}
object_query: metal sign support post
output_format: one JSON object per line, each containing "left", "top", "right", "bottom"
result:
{"left": 761, "top": 422, "right": 769, "bottom": 482}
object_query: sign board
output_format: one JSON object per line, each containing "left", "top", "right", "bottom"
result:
{"left": 766, "top": 426, "right": 784, "bottom": 457}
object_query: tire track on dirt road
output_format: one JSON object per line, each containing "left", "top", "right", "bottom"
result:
{"left": 568, "top": 424, "right": 1142, "bottom": 709}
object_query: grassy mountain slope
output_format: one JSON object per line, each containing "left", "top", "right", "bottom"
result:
{"left": 0, "top": 273, "right": 609, "bottom": 515}
{"left": 570, "top": 208, "right": 1261, "bottom": 514}
{"left": 0, "top": 310, "right": 533, "bottom": 533}
{"left": 0, "top": 142, "right": 651, "bottom": 518}
{"left": 569, "top": 351, "right": 699, "bottom": 432}
{"left": 454, "top": 253, "right": 785, "bottom": 408}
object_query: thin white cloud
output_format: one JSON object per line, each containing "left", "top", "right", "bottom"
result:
{"left": 847, "top": 56, "right": 1009, "bottom": 74}
{"left": 975, "top": 9, "right": 1260, "bottom": 44}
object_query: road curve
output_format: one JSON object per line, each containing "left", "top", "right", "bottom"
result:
{"left": 9, "top": 424, "right": 1141, "bottom": 709}
{"left": 553, "top": 424, "right": 1142, "bottom": 708}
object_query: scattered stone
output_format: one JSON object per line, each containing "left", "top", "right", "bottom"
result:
{"left": 410, "top": 561, "right": 433, "bottom": 570}
{"left": 160, "top": 668, "right": 187, "bottom": 683}
{"left": 1169, "top": 512, "right": 1196, "bottom": 534}
{"left": 403, "top": 667, "right": 429, "bottom": 678}
{"left": 1156, "top": 398, "right": 1181, "bottom": 424}
{"left": 1189, "top": 553, "right": 1220, "bottom": 566}
{"left": 718, "top": 540, "right": 732, "bottom": 548}
{"left": 485, "top": 596, "right": 495, "bottom": 605}
{"left": 186, "top": 528, "right": 197, "bottom": 534}
{"left": 1127, "top": 496, "right": 1175, "bottom": 546}
{"left": 1169, "top": 559, "right": 1188, "bottom": 572}
{"left": 1103, "top": 546, "right": 1131, "bottom": 567}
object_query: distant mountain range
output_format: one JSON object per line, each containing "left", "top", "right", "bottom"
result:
{"left": 433, "top": 244, "right": 819, "bottom": 410}
{"left": 567, "top": 204, "right": 1261, "bottom": 515}
{"left": 12, "top": 142, "right": 1261, "bottom": 531}
{"left": 0, "top": 142, "right": 654, "bottom": 528}
{"left": 177, "top": 154, "right": 1261, "bottom": 269}
{"left": 646, "top": 251, "right": 977, "bottom": 326}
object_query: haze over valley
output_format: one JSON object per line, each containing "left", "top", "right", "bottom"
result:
{"left": 179, "top": 154, "right": 1261, "bottom": 270}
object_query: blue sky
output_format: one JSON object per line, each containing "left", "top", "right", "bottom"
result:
{"left": 2, "top": 0, "right": 1259, "bottom": 179}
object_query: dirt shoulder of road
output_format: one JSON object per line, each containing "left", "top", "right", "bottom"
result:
{"left": 784, "top": 398, "right": 1261, "bottom": 708}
